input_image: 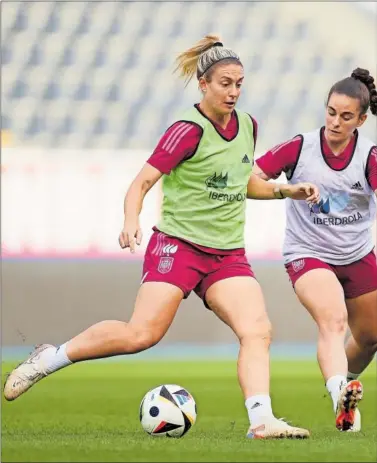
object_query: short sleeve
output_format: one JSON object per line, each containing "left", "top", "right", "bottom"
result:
{"left": 147, "top": 122, "right": 203, "bottom": 175}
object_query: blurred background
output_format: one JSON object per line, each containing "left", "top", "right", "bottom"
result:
{"left": 2, "top": 1, "right": 377, "bottom": 357}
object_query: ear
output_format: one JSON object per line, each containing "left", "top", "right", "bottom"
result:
{"left": 198, "top": 76, "right": 207, "bottom": 93}
{"left": 356, "top": 113, "right": 367, "bottom": 127}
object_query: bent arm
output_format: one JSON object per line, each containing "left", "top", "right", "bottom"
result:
{"left": 246, "top": 172, "right": 290, "bottom": 200}
{"left": 123, "top": 120, "right": 200, "bottom": 224}
{"left": 248, "top": 137, "right": 305, "bottom": 199}
{"left": 252, "top": 163, "right": 271, "bottom": 181}
{"left": 124, "top": 163, "right": 163, "bottom": 223}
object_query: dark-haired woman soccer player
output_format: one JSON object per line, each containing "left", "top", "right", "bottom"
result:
{"left": 254, "top": 68, "right": 377, "bottom": 433}
{"left": 5, "top": 35, "right": 320, "bottom": 439}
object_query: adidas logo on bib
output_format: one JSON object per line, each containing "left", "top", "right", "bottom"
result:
{"left": 242, "top": 154, "right": 250, "bottom": 163}
{"left": 351, "top": 181, "right": 363, "bottom": 191}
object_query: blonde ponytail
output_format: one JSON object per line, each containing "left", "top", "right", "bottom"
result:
{"left": 174, "top": 34, "right": 241, "bottom": 86}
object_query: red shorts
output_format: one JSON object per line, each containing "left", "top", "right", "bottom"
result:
{"left": 142, "top": 231, "right": 255, "bottom": 307}
{"left": 285, "top": 250, "right": 377, "bottom": 299}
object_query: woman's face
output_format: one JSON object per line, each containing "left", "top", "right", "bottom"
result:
{"left": 199, "top": 63, "right": 244, "bottom": 116}
{"left": 325, "top": 92, "right": 367, "bottom": 144}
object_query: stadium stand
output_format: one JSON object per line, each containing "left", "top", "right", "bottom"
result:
{"left": 2, "top": 1, "right": 376, "bottom": 152}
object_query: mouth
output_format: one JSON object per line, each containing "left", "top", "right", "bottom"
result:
{"left": 330, "top": 129, "right": 341, "bottom": 135}
{"left": 224, "top": 102, "right": 236, "bottom": 108}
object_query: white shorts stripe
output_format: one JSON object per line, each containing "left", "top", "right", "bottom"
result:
{"left": 151, "top": 232, "right": 162, "bottom": 255}
{"left": 158, "top": 234, "right": 166, "bottom": 256}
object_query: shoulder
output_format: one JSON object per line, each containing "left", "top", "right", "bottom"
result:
{"left": 178, "top": 105, "right": 210, "bottom": 130}
{"left": 300, "top": 127, "right": 322, "bottom": 142}
{"left": 268, "top": 135, "right": 303, "bottom": 156}
{"left": 163, "top": 120, "right": 203, "bottom": 139}
{"left": 245, "top": 113, "right": 258, "bottom": 131}
{"left": 238, "top": 111, "right": 258, "bottom": 138}
{"left": 370, "top": 145, "right": 377, "bottom": 156}
{"left": 154, "top": 120, "right": 203, "bottom": 157}
{"left": 366, "top": 145, "right": 377, "bottom": 164}
{"left": 237, "top": 111, "right": 256, "bottom": 125}
{"left": 354, "top": 132, "right": 376, "bottom": 165}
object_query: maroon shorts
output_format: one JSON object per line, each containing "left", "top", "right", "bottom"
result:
{"left": 142, "top": 230, "right": 255, "bottom": 307}
{"left": 285, "top": 250, "right": 377, "bottom": 299}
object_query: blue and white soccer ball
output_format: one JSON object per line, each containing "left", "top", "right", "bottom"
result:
{"left": 139, "top": 384, "right": 197, "bottom": 438}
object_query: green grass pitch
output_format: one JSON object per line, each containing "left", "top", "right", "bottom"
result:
{"left": 2, "top": 359, "right": 376, "bottom": 462}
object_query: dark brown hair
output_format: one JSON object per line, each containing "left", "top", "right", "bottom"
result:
{"left": 327, "top": 67, "right": 377, "bottom": 116}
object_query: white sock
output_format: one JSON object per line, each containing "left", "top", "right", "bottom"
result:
{"left": 41, "top": 343, "right": 73, "bottom": 375}
{"left": 326, "top": 375, "right": 347, "bottom": 413}
{"left": 347, "top": 371, "right": 359, "bottom": 382}
{"left": 245, "top": 395, "right": 274, "bottom": 426}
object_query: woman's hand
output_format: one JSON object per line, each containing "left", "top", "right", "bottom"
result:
{"left": 281, "top": 183, "right": 321, "bottom": 204}
{"left": 118, "top": 221, "right": 143, "bottom": 253}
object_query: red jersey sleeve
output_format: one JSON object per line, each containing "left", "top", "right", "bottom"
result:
{"left": 147, "top": 122, "right": 203, "bottom": 175}
{"left": 255, "top": 136, "right": 303, "bottom": 179}
{"left": 366, "top": 146, "right": 377, "bottom": 192}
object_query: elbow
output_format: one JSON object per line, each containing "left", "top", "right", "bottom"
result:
{"left": 130, "top": 178, "right": 153, "bottom": 195}
{"left": 141, "top": 178, "right": 154, "bottom": 195}
{"left": 125, "top": 178, "right": 150, "bottom": 201}
{"left": 247, "top": 187, "right": 258, "bottom": 199}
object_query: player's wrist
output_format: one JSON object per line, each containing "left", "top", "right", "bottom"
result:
{"left": 124, "top": 215, "right": 140, "bottom": 227}
{"left": 273, "top": 185, "right": 286, "bottom": 199}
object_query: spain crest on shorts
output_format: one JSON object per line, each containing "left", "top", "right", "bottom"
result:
{"left": 158, "top": 257, "right": 174, "bottom": 274}
{"left": 292, "top": 259, "right": 305, "bottom": 272}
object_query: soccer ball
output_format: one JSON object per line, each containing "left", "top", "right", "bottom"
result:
{"left": 139, "top": 384, "right": 197, "bottom": 438}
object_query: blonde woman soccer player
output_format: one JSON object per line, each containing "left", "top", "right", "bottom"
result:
{"left": 254, "top": 68, "right": 377, "bottom": 432}
{"left": 5, "top": 35, "right": 320, "bottom": 439}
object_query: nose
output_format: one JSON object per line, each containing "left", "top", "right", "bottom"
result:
{"left": 332, "top": 116, "right": 340, "bottom": 127}
{"left": 229, "top": 85, "right": 239, "bottom": 98}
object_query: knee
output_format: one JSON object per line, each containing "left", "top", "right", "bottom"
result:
{"left": 319, "top": 312, "right": 348, "bottom": 336}
{"left": 126, "top": 325, "right": 162, "bottom": 353}
{"left": 239, "top": 317, "right": 273, "bottom": 347}
{"left": 353, "top": 330, "right": 377, "bottom": 353}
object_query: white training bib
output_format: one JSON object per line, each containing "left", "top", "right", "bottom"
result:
{"left": 283, "top": 128, "right": 376, "bottom": 265}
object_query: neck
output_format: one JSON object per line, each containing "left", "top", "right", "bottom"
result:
{"left": 324, "top": 129, "right": 354, "bottom": 156}
{"left": 199, "top": 101, "right": 231, "bottom": 129}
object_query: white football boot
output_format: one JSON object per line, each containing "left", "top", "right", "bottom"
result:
{"left": 246, "top": 416, "right": 310, "bottom": 439}
{"left": 4, "top": 344, "right": 55, "bottom": 401}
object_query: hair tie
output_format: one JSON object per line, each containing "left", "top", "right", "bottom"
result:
{"left": 213, "top": 42, "right": 223, "bottom": 47}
